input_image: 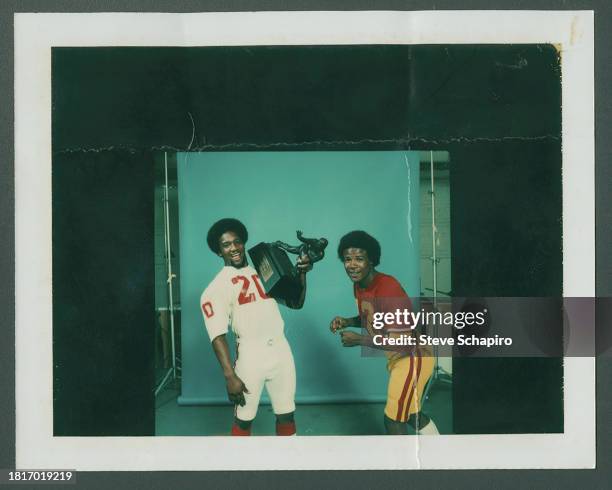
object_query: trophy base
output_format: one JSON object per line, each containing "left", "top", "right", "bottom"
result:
{"left": 248, "top": 242, "right": 302, "bottom": 302}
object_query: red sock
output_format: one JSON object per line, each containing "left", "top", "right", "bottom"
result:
{"left": 276, "top": 421, "right": 296, "bottom": 436}
{"left": 231, "top": 423, "right": 251, "bottom": 436}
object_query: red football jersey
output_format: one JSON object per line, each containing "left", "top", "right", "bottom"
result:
{"left": 353, "top": 273, "right": 413, "bottom": 338}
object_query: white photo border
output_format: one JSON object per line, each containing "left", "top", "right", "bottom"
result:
{"left": 14, "top": 11, "right": 595, "bottom": 470}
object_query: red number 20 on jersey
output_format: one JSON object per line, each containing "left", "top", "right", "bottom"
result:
{"left": 202, "top": 274, "right": 269, "bottom": 318}
{"left": 231, "top": 274, "right": 269, "bottom": 304}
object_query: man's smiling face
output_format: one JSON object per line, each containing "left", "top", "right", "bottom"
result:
{"left": 342, "top": 247, "right": 374, "bottom": 286}
{"left": 218, "top": 231, "right": 246, "bottom": 268}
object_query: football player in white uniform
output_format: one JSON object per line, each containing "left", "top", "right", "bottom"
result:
{"left": 200, "top": 218, "right": 311, "bottom": 436}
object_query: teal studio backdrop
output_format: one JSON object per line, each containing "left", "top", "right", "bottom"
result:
{"left": 177, "top": 151, "right": 420, "bottom": 405}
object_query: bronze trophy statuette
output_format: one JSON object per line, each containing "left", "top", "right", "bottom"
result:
{"left": 248, "top": 231, "right": 328, "bottom": 301}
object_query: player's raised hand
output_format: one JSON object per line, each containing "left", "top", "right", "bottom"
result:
{"left": 330, "top": 316, "right": 349, "bottom": 333}
{"left": 226, "top": 373, "right": 249, "bottom": 407}
{"left": 296, "top": 254, "right": 313, "bottom": 273}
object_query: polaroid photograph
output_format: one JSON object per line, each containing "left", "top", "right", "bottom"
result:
{"left": 14, "top": 10, "right": 594, "bottom": 470}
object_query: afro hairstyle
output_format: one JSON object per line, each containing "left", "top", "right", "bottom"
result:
{"left": 337, "top": 230, "right": 381, "bottom": 266}
{"left": 206, "top": 218, "right": 248, "bottom": 254}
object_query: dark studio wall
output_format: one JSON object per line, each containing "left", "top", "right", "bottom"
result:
{"left": 52, "top": 150, "right": 154, "bottom": 436}
{"left": 52, "top": 44, "right": 562, "bottom": 435}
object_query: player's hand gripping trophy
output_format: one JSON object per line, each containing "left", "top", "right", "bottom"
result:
{"left": 274, "top": 231, "right": 328, "bottom": 274}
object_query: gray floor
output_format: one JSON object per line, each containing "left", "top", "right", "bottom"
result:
{"left": 156, "top": 380, "right": 452, "bottom": 436}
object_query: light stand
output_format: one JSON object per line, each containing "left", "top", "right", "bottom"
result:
{"left": 155, "top": 152, "right": 180, "bottom": 396}
{"left": 423, "top": 151, "right": 452, "bottom": 401}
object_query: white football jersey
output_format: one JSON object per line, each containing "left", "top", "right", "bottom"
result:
{"left": 200, "top": 265, "right": 285, "bottom": 342}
